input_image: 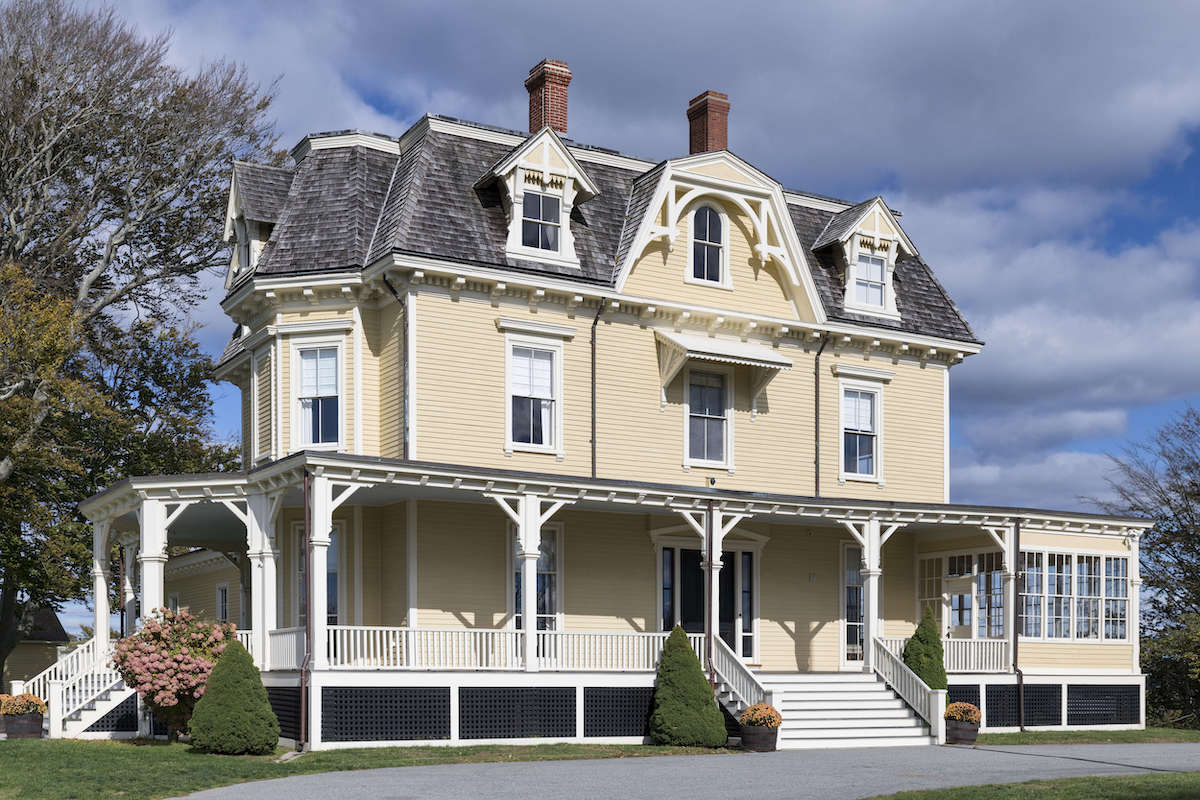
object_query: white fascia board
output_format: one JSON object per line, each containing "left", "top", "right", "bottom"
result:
{"left": 212, "top": 350, "right": 251, "bottom": 382}
{"left": 221, "top": 273, "right": 364, "bottom": 313}
{"left": 495, "top": 317, "right": 577, "bottom": 339}
{"left": 832, "top": 363, "right": 895, "bottom": 382}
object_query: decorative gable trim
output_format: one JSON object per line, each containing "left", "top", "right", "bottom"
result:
{"left": 814, "top": 197, "right": 915, "bottom": 323}
{"left": 614, "top": 151, "right": 827, "bottom": 324}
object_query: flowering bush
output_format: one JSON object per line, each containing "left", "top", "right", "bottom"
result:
{"left": 944, "top": 701, "right": 981, "bottom": 724}
{"left": 0, "top": 694, "right": 11, "bottom": 712}
{"left": 1, "top": 694, "right": 46, "bottom": 715}
{"left": 739, "top": 703, "right": 782, "bottom": 728}
{"left": 111, "top": 608, "right": 235, "bottom": 737}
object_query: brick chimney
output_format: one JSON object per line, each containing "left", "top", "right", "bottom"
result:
{"left": 687, "top": 90, "right": 730, "bottom": 154}
{"left": 525, "top": 59, "right": 572, "bottom": 134}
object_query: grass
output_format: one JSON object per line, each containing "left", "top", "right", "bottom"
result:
{"left": 868, "top": 773, "right": 1200, "bottom": 799}
{"left": 975, "top": 727, "right": 1200, "bottom": 746}
{"left": 0, "top": 738, "right": 738, "bottom": 800}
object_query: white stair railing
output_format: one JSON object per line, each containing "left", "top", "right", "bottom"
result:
{"left": 23, "top": 637, "right": 102, "bottom": 705}
{"left": 872, "top": 637, "right": 946, "bottom": 744}
{"left": 711, "top": 636, "right": 771, "bottom": 710}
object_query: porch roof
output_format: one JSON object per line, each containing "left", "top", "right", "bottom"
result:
{"left": 80, "top": 450, "right": 1154, "bottom": 537}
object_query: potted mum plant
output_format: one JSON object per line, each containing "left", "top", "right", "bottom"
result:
{"left": 738, "top": 702, "right": 782, "bottom": 752}
{"left": 2, "top": 693, "right": 46, "bottom": 739}
{"left": 944, "top": 701, "right": 981, "bottom": 744}
{"left": 0, "top": 694, "right": 10, "bottom": 738}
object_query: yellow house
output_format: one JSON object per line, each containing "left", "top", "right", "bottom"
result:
{"left": 34, "top": 60, "right": 1150, "bottom": 748}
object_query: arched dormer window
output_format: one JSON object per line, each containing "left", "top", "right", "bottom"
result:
{"left": 689, "top": 205, "right": 727, "bottom": 287}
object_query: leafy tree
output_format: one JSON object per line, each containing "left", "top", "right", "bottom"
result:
{"left": 903, "top": 608, "right": 947, "bottom": 690}
{"left": 649, "top": 626, "right": 727, "bottom": 747}
{"left": 111, "top": 608, "right": 233, "bottom": 739}
{"left": 189, "top": 641, "right": 279, "bottom": 754}
{"left": 0, "top": 0, "right": 274, "bottom": 678}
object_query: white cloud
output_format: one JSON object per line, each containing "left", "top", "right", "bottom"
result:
{"left": 952, "top": 449, "right": 1117, "bottom": 511}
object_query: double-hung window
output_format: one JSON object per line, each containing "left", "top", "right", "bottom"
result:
{"left": 1047, "top": 553, "right": 1072, "bottom": 638}
{"left": 854, "top": 253, "right": 886, "bottom": 308}
{"left": 1076, "top": 555, "right": 1101, "bottom": 639}
{"left": 522, "top": 192, "right": 560, "bottom": 252}
{"left": 1105, "top": 557, "right": 1128, "bottom": 640}
{"left": 508, "top": 343, "right": 557, "bottom": 452}
{"left": 690, "top": 206, "right": 724, "bottom": 285}
{"left": 298, "top": 346, "right": 339, "bottom": 446}
{"left": 687, "top": 370, "right": 728, "bottom": 466}
{"left": 976, "top": 552, "right": 1005, "bottom": 638}
{"left": 215, "top": 584, "right": 229, "bottom": 623}
{"left": 841, "top": 387, "right": 878, "bottom": 479}
{"left": 1018, "top": 551, "right": 1044, "bottom": 637}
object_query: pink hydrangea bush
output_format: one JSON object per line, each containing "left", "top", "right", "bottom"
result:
{"left": 111, "top": 608, "right": 235, "bottom": 737}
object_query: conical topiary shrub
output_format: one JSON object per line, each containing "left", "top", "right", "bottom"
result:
{"left": 902, "top": 607, "right": 948, "bottom": 690}
{"left": 649, "top": 626, "right": 728, "bottom": 747}
{"left": 188, "top": 640, "right": 280, "bottom": 754}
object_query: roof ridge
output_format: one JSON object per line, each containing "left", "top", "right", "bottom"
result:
{"left": 365, "top": 147, "right": 404, "bottom": 267}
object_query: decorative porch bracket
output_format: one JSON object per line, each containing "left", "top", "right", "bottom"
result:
{"left": 489, "top": 493, "right": 573, "bottom": 671}
{"left": 839, "top": 519, "right": 900, "bottom": 671}
{"left": 677, "top": 507, "right": 749, "bottom": 677}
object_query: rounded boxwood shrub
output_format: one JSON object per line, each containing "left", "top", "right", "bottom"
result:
{"left": 902, "top": 607, "right": 948, "bottom": 690}
{"left": 188, "top": 640, "right": 279, "bottom": 754}
{"left": 649, "top": 626, "right": 727, "bottom": 747}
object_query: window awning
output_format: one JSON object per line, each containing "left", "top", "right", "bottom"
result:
{"left": 654, "top": 330, "right": 792, "bottom": 409}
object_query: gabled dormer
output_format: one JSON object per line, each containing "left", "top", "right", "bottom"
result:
{"left": 223, "top": 161, "right": 293, "bottom": 289}
{"left": 812, "top": 196, "right": 916, "bottom": 322}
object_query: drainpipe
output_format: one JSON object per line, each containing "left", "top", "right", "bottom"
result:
{"left": 590, "top": 302, "right": 605, "bottom": 478}
{"left": 1013, "top": 520, "right": 1026, "bottom": 731}
{"left": 705, "top": 499, "right": 715, "bottom": 684}
{"left": 298, "top": 469, "right": 312, "bottom": 750}
{"left": 813, "top": 334, "right": 830, "bottom": 497}
{"left": 381, "top": 273, "right": 409, "bottom": 460}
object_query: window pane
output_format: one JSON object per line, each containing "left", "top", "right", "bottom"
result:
{"left": 301, "top": 350, "right": 317, "bottom": 396}
{"left": 858, "top": 254, "right": 884, "bottom": 282}
{"left": 318, "top": 396, "right": 338, "bottom": 443}
{"left": 530, "top": 350, "right": 553, "bottom": 397}
{"left": 317, "top": 348, "right": 337, "bottom": 395}
{"left": 693, "top": 242, "right": 707, "bottom": 280}
{"left": 704, "top": 244, "right": 721, "bottom": 281}
{"left": 705, "top": 417, "right": 725, "bottom": 462}
{"left": 856, "top": 433, "right": 874, "bottom": 474}
{"left": 522, "top": 220, "right": 540, "bottom": 248}
{"left": 523, "top": 193, "right": 540, "bottom": 220}
{"left": 540, "top": 223, "right": 558, "bottom": 251}
{"left": 511, "top": 347, "right": 532, "bottom": 394}
{"left": 689, "top": 415, "right": 706, "bottom": 459}
{"left": 540, "top": 195, "right": 559, "bottom": 222}
{"left": 513, "top": 396, "right": 532, "bottom": 443}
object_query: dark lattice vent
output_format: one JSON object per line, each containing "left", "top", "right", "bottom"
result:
{"left": 267, "top": 686, "right": 303, "bottom": 741}
{"left": 583, "top": 687, "right": 655, "bottom": 738}
{"left": 84, "top": 693, "right": 138, "bottom": 733}
{"left": 948, "top": 684, "right": 980, "bottom": 708}
{"left": 1068, "top": 685, "right": 1140, "bottom": 726}
{"left": 459, "top": 687, "right": 575, "bottom": 739}
{"left": 985, "top": 684, "right": 1018, "bottom": 728}
{"left": 986, "top": 683, "right": 1061, "bottom": 727}
{"left": 322, "top": 687, "right": 450, "bottom": 743}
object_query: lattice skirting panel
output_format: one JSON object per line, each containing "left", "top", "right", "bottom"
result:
{"left": 459, "top": 687, "right": 575, "bottom": 739}
{"left": 583, "top": 687, "right": 655, "bottom": 738}
{"left": 948, "top": 679, "right": 1143, "bottom": 730}
{"left": 85, "top": 693, "right": 138, "bottom": 733}
{"left": 267, "top": 686, "right": 303, "bottom": 741}
{"left": 322, "top": 687, "right": 451, "bottom": 743}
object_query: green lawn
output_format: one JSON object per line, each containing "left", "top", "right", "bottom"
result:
{"left": 975, "top": 727, "right": 1200, "bottom": 746}
{"left": 869, "top": 773, "right": 1200, "bottom": 799}
{"left": 0, "top": 739, "right": 738, "bottom": 800}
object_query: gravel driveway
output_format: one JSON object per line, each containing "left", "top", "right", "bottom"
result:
{"left": 181, "top": 743, "right": 1200, "bottom": 800}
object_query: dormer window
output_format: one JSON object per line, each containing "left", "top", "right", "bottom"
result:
{"left": 522, "top": 192, "right": 561, "bottom": 252}
{"left": 691, "top": 206, "right": 724, "bottom": 284}
{"left": 854, "top": 253, "right": 886, "bottom": 308}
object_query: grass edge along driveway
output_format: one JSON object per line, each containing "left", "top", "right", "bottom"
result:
{"left": 867, "top": 771, "right": 1200, "bottom": 799}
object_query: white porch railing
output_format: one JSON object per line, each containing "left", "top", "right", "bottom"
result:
{"left": 327, "top": 626, "right": 524, "bottom": 670}
{"left": 712, "top": 635, "right": 770, "bottom": 709}
{"left": 23, "top": 637, "right": 103, "bottom": 704}
{"left": 872, "top": 637, "right": 946, "bottom": 744}
{"left": 879, "top": 636, "right": 1010, "bottom": 673}
{"left": 535, "top": 630, "right": 704, "bottom": 671}
{"left": 269, "top": 627, "right": 305, "bottom": 670}
{"left": 235, "top": 629, "right": 254, "bottom": 655}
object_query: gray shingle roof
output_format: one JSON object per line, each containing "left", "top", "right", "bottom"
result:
{"left": 231, "top": 117, "right": 978, "bottom": 344}
{"left": 232, "top": 162, "right": 293, "bottom": 223}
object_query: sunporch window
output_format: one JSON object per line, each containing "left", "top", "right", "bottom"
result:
{"left": 1076, "top": 555, "right": 1101, "bottom": 639}
{"left": 296, "top": 526, "right": 341, "bottom": 627}
{"left": 1019, "top": 550, "right": 1129, "bottom": 641}
{"left": 1019, "top": 551, "right": 1044, "bottom": 637}
{"left": 976, "top": 552, "right": 1004, "bottom": 638}
{"left": 298, "top": 346, "right": 339, "bottom": 446}
{"left": 1047, "top": 553, "right": 1072, "bottom": 638}
{"left": 1105, "top": 557, "right": 1128, "bottom": 640}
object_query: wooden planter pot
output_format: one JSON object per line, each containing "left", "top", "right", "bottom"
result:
{"left": 740, "top": 724, "right": 778, "bottom": 752}
{"left": 945, "top": 719, "right": 979, "bottom": 745}
{"left": 4, "top": 713, "right": 43, "bottom": 739}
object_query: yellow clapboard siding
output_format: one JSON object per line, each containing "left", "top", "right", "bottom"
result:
{"left": 359, "top": 308, "right": 381, "bottom": 456}
{"left": 255, "top": 350, "right": 272, "bottom": 459}
{"left": 377, "top": 303, "right": 403, "bottom": 458}
{"left": 164, "top": 564, "right": 242, "bottom": 624}
{"left": 1019, "top": 642, "right": 1134, "bottom": 671}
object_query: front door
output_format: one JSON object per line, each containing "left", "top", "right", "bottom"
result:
{"left": 675, "top": 548, "right": 736, "bottom": 650}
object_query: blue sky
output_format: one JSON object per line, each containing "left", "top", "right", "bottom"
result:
{"left": 64, "top": 0, "right": 1200, "bottom": 635}
{"left": 97, "top": 1, "right": 1199, "bottom": 506}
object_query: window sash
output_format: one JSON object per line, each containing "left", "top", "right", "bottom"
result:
{"left": 298, "top": 347, "right": 339, "bottom": 445}
{"left": 509, "top": 345, "right": 557, "bottom": 448}
{"left": 521, "top": 192, "right": 560, "bottom": 252}
{"left": 691, "top": 207, "right": 723, "bottom": 283}
{"left": 842, "top": 388, "right": 878, "bottom": 476}
{"left": 687, "top": 372, "right": 726, "bottom": 463}
{"left": 854, "top": 254, "right": 886, "bottom": 307}
{"left": 1018, "top": 551, "right": 1130, "bottom": 641}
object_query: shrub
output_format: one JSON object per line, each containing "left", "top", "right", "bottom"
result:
{"left": 189, "top": 640, "right": 279, "bottom": 755}
{"left": 111, "top": 608, "right": 235, "bottom": 738}
{"left": 649, "top": 626, "right": 728, "bottom": 747}
{"left": 903, "top": 608, "right": 948, "bottom": 690}
{"left": 738, "top": 703, "right": 782, "bottom": 728}
{"left": 944, "top": 702, "right": 981, "bottom": 723}
{"left": 1, "top": 694, "right": 46, "bottom": 715}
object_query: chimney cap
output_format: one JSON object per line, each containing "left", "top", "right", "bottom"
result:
{"left": 687, "top": 90, "right": 730, "bottom": 115}
{"left": 525, "top": 59, "right": 572, "bottom": 134}
{"left": 687, "top": 90, "right": 730, "bottom": 154}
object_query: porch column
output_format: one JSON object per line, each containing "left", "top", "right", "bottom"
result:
{"left": 988, "top": 523, "right": 1018, "bottom": 672}
{"left": 861, "top": 519, "right": 882, "bottom": 672}
{"left": 91, "top": 520, "right": 111, "bottom": 652}
{"left": 678, "top": 506, "right": 748, "bottom": 672}
{"left": 1130, "top": 532, "right": 1142, "bottom": 674}
{"left": 121, "top": 542, "right": 138, "bottom": 635}
{"left": 246, "top": 491, "right": 274, "bottom": 669}
{"left": 309, "top": 475, "right": 332, "bottom": 670}
{"left": 137, "top": 499, "right": 168, "bottom": 621}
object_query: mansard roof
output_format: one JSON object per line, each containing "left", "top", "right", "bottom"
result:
{"left": 230, "top": 161, "right": 294, "bottom": 223}
{"left": 230, "top": 116, "right": 978, "bottom": 345}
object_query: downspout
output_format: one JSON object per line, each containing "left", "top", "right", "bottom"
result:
{"left": 1013, "top": 520, "right": 1025, "bottom": 731}
{"left": 298, "top": 469, "right": 312, "bottom": 750}
{"left": 705, "top": 499, "right": 715, "bottom": 684}
{"left": 590, "top": 302, "right": 604, "bottom": 478}
{"left": 813, "top": 334, "right": 830, "bottom": 497}
{"left": 381, "top": 274, "right": 409, "bottom": 460}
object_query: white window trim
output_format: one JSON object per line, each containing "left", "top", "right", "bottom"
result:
{"left": 166, "top": 592, "right": 180, "bottom": 614}
{"left": 683, "top": 203, "right": 732, "bottom": 290}
{"left": 290, "top": 335, "right": 345, "bottom": 453}
{"left": 843, "top": 237, "right": 901, "bottom": 321}
{"left": 682, "top": 363, "right": 735, "bottom": 472}
{"left": 1017, "top": 548, "right": 1132, "bottom": 645}
{"left": 838, "top": 376, "right": 884, "bottom": 485}
{"left": 505, "top": 184, "right": 581, "bottom": 269}
{"left": 651, "top": 530, "right": 765, "bottom": 663}
{"left": 289, "top": 520, "right": 348, "bottom": 627}
{"left": 504, "top": 332, "right": 565, "bottom": 459}
{"left": 505, "top": 522, "right": 565, "bottom": 632}
{"left": 215, "top": 582, "right": 229, "bottom": 623}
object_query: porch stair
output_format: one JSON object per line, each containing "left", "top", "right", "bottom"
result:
{"left": 61, "top": 682, "right": 137, "bottom": 738}
{"left": 758, "top": 672, "right": 935, "bottom": 749}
